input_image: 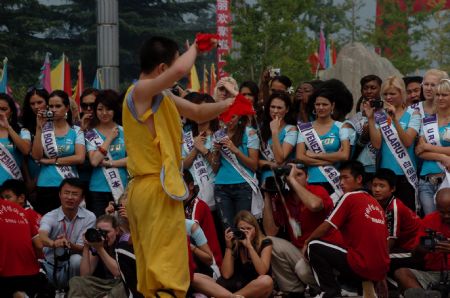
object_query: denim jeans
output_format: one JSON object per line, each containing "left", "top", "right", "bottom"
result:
{"left": 42, "top": 254, "right": 81, "bottom": 289}
{"left": 419, "top": 178, "right": 439, "bottom": 215}
{"left": 215, "top": 183, "right": 252, "bottom": 228}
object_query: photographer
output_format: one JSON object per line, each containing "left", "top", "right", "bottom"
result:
{"left": 395, "top": 187, "right": 450, "bottom": 293}
{"left": 262, "top": 162, "right": 333, "bottom": 296}
{"left": 39, "top": 178, "right": 96, "bottom": 290}
{"left": 68, "top": 214, "right": 126, "bottom": 297}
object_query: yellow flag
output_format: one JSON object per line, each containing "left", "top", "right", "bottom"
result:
{"left": 51, "top": 54, "right": 65, "bottom": 91}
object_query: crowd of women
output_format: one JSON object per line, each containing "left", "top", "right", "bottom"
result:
{"left": 2, "top": 62, "right": 450, "bottom": 297}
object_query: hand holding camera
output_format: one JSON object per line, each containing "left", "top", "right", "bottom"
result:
{"left": 84, "top": 228, "right": 107, "bottom": 249}
{"left": 420, "top": 229, "right": 449, "bottom": 252}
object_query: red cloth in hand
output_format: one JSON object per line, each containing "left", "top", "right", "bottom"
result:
{"left": 196, "top": 33, "right": 219, "bottom": 52}
{"left": 219, "top": 94, "right": 255, "bottom": 124}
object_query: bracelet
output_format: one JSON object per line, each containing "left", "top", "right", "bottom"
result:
{"left": 97, "top": 146, "right": 108, "bottom": 156}
{"left": 55, "top": 157, "right": 59, "bottom": 166}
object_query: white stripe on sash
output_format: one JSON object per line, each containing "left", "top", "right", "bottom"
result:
{"left": 183, "top": 129, "right": 215, "bottom": 209}
{"left": 422, "top": 114, "right": 445, "bottom": 171}
{"left": 85, "top": 128, "right": 124, "bottom": 203}
{"left": 41, "top": 121, "right": 77, "bottom": 179}
{"left": 0, "top": 142, "right": 22, "bottom": 180}
{"left": 297, "top": 121, "right": 343, "bottom": 203}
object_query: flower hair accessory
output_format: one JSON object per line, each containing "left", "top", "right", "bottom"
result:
{"left": 287, "top": 86, "right": 294, "bottom": 95}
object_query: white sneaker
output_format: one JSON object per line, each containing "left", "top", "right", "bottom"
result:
{"left": 313, "top": 293, "right": 325, "bottom": 298}
{"left": 341, "top": 288, "right": 359, "bottom": 297}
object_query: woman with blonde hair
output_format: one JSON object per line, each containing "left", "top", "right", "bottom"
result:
{"left": 415, "top": 79, "right": 450, "bottom": 214}
{"left": 214, "top": 77, "right": 239, "bottom": 102}
{"left": 365, "top": 76, "right": 421, "bottom": 212}
{"left": 192, "top": 210, "right": 273, "bottom": 298}
{"left": 416, "top": 68, "right": 449, "bottom": 117}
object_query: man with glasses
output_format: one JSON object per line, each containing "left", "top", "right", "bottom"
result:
{"left": 39, "top": 178, "right": 95, "bottom": 291}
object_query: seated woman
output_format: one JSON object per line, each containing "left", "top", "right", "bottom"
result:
{"left": 415, "top": 79, "right": 450, "bottom": 214}
{"left": 259, "top": 92, "right": 298, "bottom": 184}
{"left": 191, "top": 210, "right": 273, "bottom": 298}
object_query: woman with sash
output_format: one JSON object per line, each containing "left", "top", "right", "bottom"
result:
{"left": 212, "top": 99, "right": 260, "bottom": 228}
{"left": 85, "top": 90, "right": 127, "bottom": 217}
{"left": 259, "top": 92, "right": 298, "bottom": 183}
{"left": 296, "top": 88, "right": 353, "bottom": 201}
{"left": 31, "top": 90, "right": 86, "bottom": 215}
{"left": 21, "top": 87, "right": 49, "bottom": 194}
{"left": 239, "top": 81, "right": 261, "bottom": 124}
{"left": 365, "top": 76, "right": 421, "bottom": 212}
{"left": 415, "top": 69, "right": 448, "bottom": 118}
{"left": 415, "top": 79, "right": 450, "bottom": 214}
{"left": 182, "top": 92, "right": 219, "bottom": 210}
{"left": 0, "top": 93, "right": 31, "bottom": 185}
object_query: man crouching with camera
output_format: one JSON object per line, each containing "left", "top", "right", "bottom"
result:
{"left": 39, "top": 178, "right": 96, "bottom": 292}
{"left": 68, "top": 214, "right": 126, "bottom": 297}
{"left": 395, "top": 187, "right": 450, "bottom": 297}
{"left": 262, "top": 162, "right": 334, "bottom": 297}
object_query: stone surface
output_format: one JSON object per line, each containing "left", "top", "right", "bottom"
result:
{"left": 320, "top": 42, "right": 403, "bottom": 114}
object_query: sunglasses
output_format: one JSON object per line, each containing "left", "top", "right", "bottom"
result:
{"left": 27, "top": 86, "right": 45, "bottom": 93}
{"left": 81, "top": 103, "right": 95, "bottom": 110}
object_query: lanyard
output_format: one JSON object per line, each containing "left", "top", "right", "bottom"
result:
{"left": 62, "top": 218, "right": 77, "bottom": 241}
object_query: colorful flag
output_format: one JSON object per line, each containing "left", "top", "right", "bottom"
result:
{"left": 93, "top": 68, "right": 104, "bottom": 89}
{"left": 308, "top": 52, "right": 320, "bottom": 75}
{"left": 210, "top": 63, "right": 217, "bottom": 96}
{"left": 64, "top": 56, "right": 72, "bottom": 97}
{"left": 325, "top": 41, "right": 331, "bottom": 69}
{"left": 0, "top": 57, "right": 8, "bottom": 94}
{"left": 202, "top": 64, "right": 209, "bottom": 94}
{"left": 51, "top": 54, "right": 65, "bottom": 91}
{"left": 184, "top": 40, "right": 200, "bottom": 91}
{"left": 331, "top": 39, "right": 337, "bottom": 65}
{"left": 73, "top": 60, "right": 84, "bottom": 107}
{"left": 39, "top": 53, "right": 52, "bottom": 92}
{"left": 319, "top": 28, "right": 326, "bottom": 69}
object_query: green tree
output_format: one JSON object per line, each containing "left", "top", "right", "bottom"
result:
{"left": 225, "top": 0, "right": 315, "bottom": 85}
{"left": 426, "top": 9, "right": 450, "bottom": 73}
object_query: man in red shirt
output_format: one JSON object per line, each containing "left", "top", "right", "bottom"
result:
{"left": 371, "top": 169, "right": 422, "bottom": 271}
{"left": 395, "top": 187, "right": 450, "bottom": 292}
{"left": 305, "top": 161, "right": 390, "bottom": 298}
{"left": 0, "top": 198, "right": 43, "bottom": 297}
{"left": 262, "top": 163, "right": 334, "bottom": 297}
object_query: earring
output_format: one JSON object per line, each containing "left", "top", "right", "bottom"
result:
{"left": 64, "top": 112, "right": 68, "bottom": 119}
{"left": 312, "top": 110, "right": 317, "bottom": 115}
{"left": 331, "top": 110, "right": 334, "bottom": 115}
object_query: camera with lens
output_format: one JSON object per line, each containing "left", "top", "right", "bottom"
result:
{"left": 43, "top": 110, "right": 54, "bottom": 119}
{"left": 230, "top": 227, "right": 246, "bottom": 240}
{"left": 112, "top": 202, "right": 122, "bottom": 211}
{"left": 171, "top": 84, "right": 181, "bottom": 97}
{"left": 273, "top": 163, "right": 306, "bottom": 177}
{"left": 370, "top": 100, "right": 383, "bottom": 109}
{"left": 420, "top": 229, "right": 448, "bottom": 251}
{"left": 54, "top": 246, "right": 71, "bottom": 262}
{"left": 85, "top": 228, "right": 107, "bottom": 243}
{"left": 269, "top": 68, "right": 281, "bottom": 78}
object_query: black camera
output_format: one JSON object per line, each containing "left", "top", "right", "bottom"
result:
{"left": 230, "top": 227, "right": 246, "bottom": 240}
{"left": 43, "top": 110, "right": 54, "bottom": 119}
{"left": 420, "top": 229, "right": 448, "bottom": 251}
{"left": 54, "top": 246, "right": 70, "bottom": 262}
{"left": 370, "top": 100, "right": 383, "bottom": 109}
{"left": 273, "top": 163, "right": 306, "bottom": 176}
{"left": 85, "top": 228, "right": 107, "bottom": 243}
{"left": 171, "top": 84, "right": 181, "bottom": 97}
{"left": 112, "top": 202, "right": 122, "bottom": 211}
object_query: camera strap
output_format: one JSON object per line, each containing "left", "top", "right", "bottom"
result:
{"left": 85, "top": 128, "right": 125, "bottom": 203}
{"left": 297, "top": 121, "right": 343, "bottom": 203}
{"left": 0, "top": 142, "right": 22, "bottom": 179}
{"left": 62, "top": 218, "right": 77, "bottom": 241}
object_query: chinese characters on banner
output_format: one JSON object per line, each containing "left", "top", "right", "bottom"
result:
{"left": 216, "top": 0, "right": 232, "bottom": 79}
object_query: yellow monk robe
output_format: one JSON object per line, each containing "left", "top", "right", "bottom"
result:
{"left": 123, "top": 85, "right": 189, "bottom": 298}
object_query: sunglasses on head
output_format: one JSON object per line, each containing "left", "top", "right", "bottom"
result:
{"left": 81, "top": 103, "right": 95, "bottom": 110}
{"left": 27, "top": 86, "right": 45, "bottom": 93}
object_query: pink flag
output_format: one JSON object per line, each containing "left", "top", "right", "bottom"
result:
{"left": 319, "top": 29, "right": 326, "bottom": 69}
{"left": 41, "top": 52, "right": 52, "bottom": 92}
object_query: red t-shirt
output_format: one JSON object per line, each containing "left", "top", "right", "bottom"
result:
{"left": 385, "top": 197, "right": 421, "bottom": 251}
{"left": 185, "top": 197, "right": 223, "bottom": 266}
{"left": 272, "top": 184, "right": 333, "bottom": 248}
{"left": 25, "top": 208, "right": 42, "bottom": 232}
{"left": 327, "top": 191, "right": 390, "bottom": 281}
{"left": 0, "top": 200, "right": 40, "bottom": 277}
{"left": 418, "top": 212, "right": 450, "bottom": 271}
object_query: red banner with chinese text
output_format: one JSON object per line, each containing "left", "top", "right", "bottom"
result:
{"left": 216, "top": 0, "right": 232, "bottom": 79}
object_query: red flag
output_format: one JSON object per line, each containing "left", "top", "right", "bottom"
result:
{"left": 331, "top": 40, "right": 337, "bottom": 65}
{"left": 73, "top": 60, "right": 84, "bottom": 107}
{"left": 319, "top": 29, "right": 326, "bottom": 68}
{"left": 308, "top": 52, "right": 320, "bottom": 75}
{"left": 219, "top": 94, "right": 255, "bottom": 123}
{"left": 64, "top": 56, "right": 72, "bottom": 96}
